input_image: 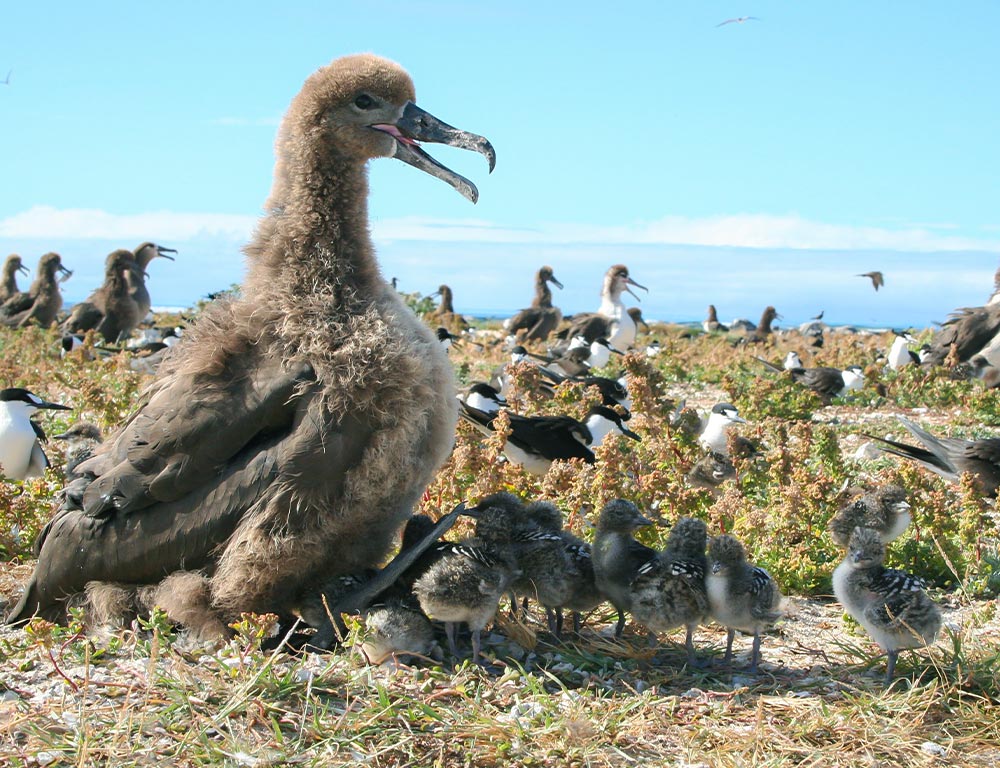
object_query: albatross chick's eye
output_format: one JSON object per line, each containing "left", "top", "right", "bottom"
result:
{"left": 354, "top": 94, "right": 376, "bottom": 110}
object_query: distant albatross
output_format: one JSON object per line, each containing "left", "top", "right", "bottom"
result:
{"left": 7, "top": 54, "right": 495, "bottom": 637}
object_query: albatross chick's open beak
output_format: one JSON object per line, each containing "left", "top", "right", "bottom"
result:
{"left": 625, "top": 277, "right": 648, "bottom": 301}
{"left": 375, "top": 102, "right": 496, "bottom": 203}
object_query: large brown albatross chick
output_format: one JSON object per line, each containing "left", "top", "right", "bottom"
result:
{"left": 7, "top": 54, "right": 495, "bottom": 637}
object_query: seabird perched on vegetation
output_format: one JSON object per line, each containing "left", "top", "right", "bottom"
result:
{"left": 62, "top": 250, "right": 146, "bottom": 343}
{"left": 542, "top": 336, "right": 620, "bottom": 377}
{"left": 697, "top": 403, "right": 748, "bottom": 457}
{"left": 0, "top": 252, "right": 72, "bottom": 328}
{"left": 131, "top": 242, "right": 177, "bottom": 319}
{"left": 0, "top": 388, "right": 72, "bottom": 481}
{"left": 864, "top": 416, "right": 1000, "bottom": 497}
{"left": 459, "top": 403, "right": 636, "bottom": 475}
{"left": 504, "top": 266, "right": 564, "bottom": 342}
{"left": 832, "top": 527, "right": 942, "bottom": 685}
{"left": 0, "top": 254, "right": 29, "bottom": 303}
{"left": 755, "top": 356, "right": 864, "bottom": 403}
{"left": 7, "top": 54, "right": 495, "bottom": 632}
{"left": 706, "top": 534, "right": 784, "bottom": 673}
{"left": 886, "top": 331, "right": 920, "bottom": 370}
{"left": 562, "top": 265, "right": 647, "bottom": 350}
{"left": 922, "top": 303, "right": 1000, "bottom": 367}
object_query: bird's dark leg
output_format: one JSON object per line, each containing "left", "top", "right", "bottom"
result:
{"left": 445, "top": 621, "right": 459, "bottom": 659}
{"left": 471, "top": 628, "right": 482, "bottom": 665}
{"left": 546, "top": 608, "right": 559, "bottom": 637}
{"left": 724, "top": 628, "right": 736, "bottom": 665}
{"left": 884, "top": 650, "right": 898, "bottom": 687}
{"left": 572, "top": 611, "right": 582, "bottom": 635}
{"left": 749, "top": 632, "right": 762, "bottom": 673}
{"left": 614, "top": 609, "right": 627, "bottom": 638}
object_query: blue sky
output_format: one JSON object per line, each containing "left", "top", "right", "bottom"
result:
{"left": 2, "top": 2, "right": 998, "bottom": 328}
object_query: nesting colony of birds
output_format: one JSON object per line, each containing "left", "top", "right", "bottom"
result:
{"left": 2, "top": 54, "right": 998, "bottom": 693}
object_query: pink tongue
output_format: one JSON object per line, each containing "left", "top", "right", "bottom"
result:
{"left": 373, "top": 123, "right": 419, "bottom": 147}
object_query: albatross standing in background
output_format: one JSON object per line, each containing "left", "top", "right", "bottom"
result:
{"left": 8, "top": 54, "right": 495, "bottom": 637}
{"left": 505, "top": 265, "right": 564, "bottom": 342}
{"left": 562, "top": 264, "right": 647, "bottom": 350}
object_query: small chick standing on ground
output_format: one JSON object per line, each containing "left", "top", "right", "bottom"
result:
{"left": 832, "top": 527, "right": 942, "bottom": 685}
{"left": 629, "top": 517, "right": 709, "bottom": 665}
{"left": 828, "top": 484, "right": 911, "bottom": 547}
{"left": 706, "top": 534, "right": 784, "bottom": 673}
{"left": 413, "top": 496, "right": 520, "bottom": 664}
{"left": 592, "top": 499, "right": 657, "bottom": 638}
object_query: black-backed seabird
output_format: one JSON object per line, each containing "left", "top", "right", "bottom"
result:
{"left": 459, "top": 403, "right": 638, "bottom": 475}
{"left": 886, "top": 331, "right": 920, "bottom": 370}
{"left": 7, "top": 54, "right": 495, "bottom": 632}
{"left": 755, "top": 356, "right": 865, "bottom": 403}
{"left": 832, "top": 527, "right": 942, "bottom": 685}
{"left": 864, "top": 416, "right": 1000, "bottom": 497}
{"left": 922, "top": 303, "right": 1000, "bottom": 367}
{"left": 0, "top": 388, "right": 72, "bottom": 481}
{"left": 697, "top": 403, "right": 748, "bottom": 457}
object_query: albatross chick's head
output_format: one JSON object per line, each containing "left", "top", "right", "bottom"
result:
{"left": 276, "top": 53, "right": 495, "bottom": 202}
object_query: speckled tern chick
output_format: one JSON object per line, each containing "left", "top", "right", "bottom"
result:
{"left": 833, "top": 527, "right": 942, "bottom": 685}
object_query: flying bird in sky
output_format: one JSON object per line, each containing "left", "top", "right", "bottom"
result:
{"left": 858, "top": 271, "right": 885, "bottom": 291}
{"left": 717, "top": 17, "right": 760, "bottom": 27}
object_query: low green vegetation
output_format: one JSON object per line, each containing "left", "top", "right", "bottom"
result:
{"left": 1, "top": 318, "right": 998, "bottom": 766}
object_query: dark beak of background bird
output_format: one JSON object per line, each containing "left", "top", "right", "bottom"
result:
{"left": 36, "top": 399, "right": 72, "bottom": 412}
{"left": 625, "top": 278, "right": 648, "bottom": 301}
{"left": 58, "top": 266, "right": 73, "bottom": 282}
{"left": 381, "top": 101, "right": 496, "bottom": 203}
{"left": 155, "top": 246, "right": 177, "bottom": 261}
{"left": 17, "top": 264, "right": 29, "bottom": 277}
{"left": 620, "top": 424, "right": 641, "bottom": 441}
{"left": 549, "top": 275, "right": 564, "bottom": 290}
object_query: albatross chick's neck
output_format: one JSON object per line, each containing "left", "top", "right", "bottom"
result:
{"left": 246, "top": 153, "right": 382, "bottom": 309}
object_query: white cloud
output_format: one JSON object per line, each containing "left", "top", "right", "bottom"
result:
{"left": 3, "top": 205, "right": 999, "bottom": 255}
{"left": 0, "top": 206, "right": 257, "bottom": 241}
{"left": 374, "top": 213, "right": 1000, "bottom": 253}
